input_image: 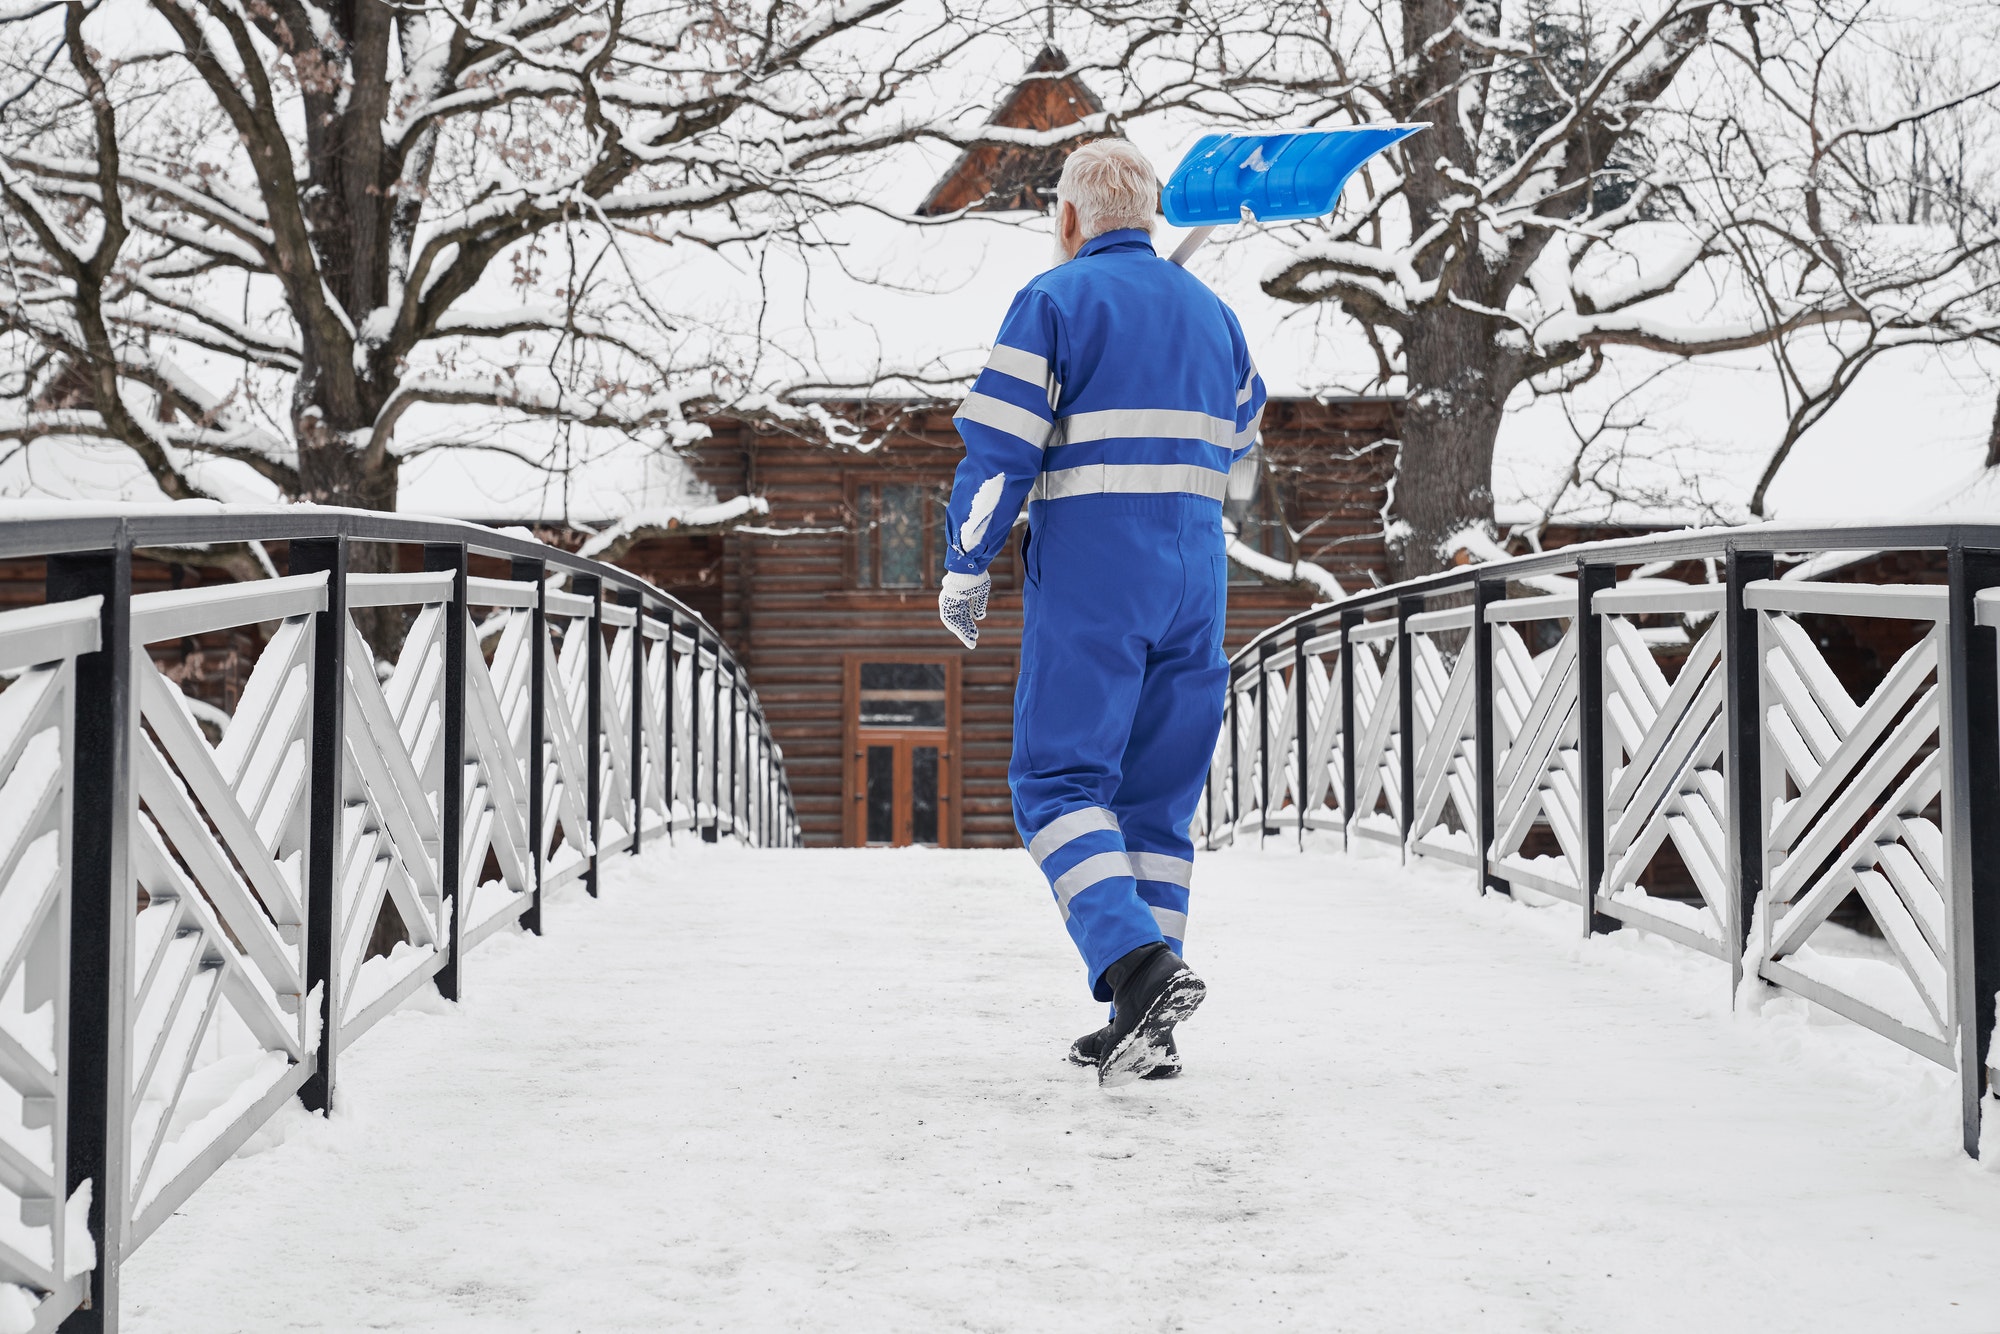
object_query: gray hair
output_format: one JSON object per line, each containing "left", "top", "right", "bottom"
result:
{"left": 1056, "top": 140, "right": 1159, "bottom": 238}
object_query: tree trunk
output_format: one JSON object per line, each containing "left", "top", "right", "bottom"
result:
{"left": 1387, "top": 310, "right": 1510, "bottom": 583}
{"left": 1986, "top": 390, "right": 2000, "bottom": 469}
{"left": 297, "top": 406, "right": 407, "bottom": 656}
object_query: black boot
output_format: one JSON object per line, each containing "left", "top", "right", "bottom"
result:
{"left": 1096, "top": 944, "right": 1204, "bottom": 1087}
{"left": 1068, "top": 1025, "right": 1180, "bottom": 1078}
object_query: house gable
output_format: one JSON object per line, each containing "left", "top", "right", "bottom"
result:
{"left": 916, "top": 47, "right": 1108, "bottom": 216}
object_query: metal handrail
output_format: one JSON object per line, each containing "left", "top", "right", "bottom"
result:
{"left": 1200, "top": 518, "right": 2000, "bottom": 1161}
{"left": 0, "top": 503, "right": 799, "bottom": 1331}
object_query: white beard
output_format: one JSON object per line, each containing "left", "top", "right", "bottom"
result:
{"left": 1049, "top": 235, "right": 1071, "bottom": 269}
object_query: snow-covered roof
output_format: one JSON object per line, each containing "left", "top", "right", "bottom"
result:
{"left": 686, "top": 170, "right": 2000, "bottom": 530}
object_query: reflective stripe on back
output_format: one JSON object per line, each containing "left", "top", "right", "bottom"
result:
{"left": 1029, "top": 805, "right": 1121, "bottom": 865}
{"left": 1058, "top": 407, "right": 1236, "bottom": 451}
{"left": 1032, "top": 463, "right": 1229, "bottom": 503}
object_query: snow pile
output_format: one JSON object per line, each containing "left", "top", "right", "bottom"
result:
{"left": 117, "top": 841, "right": 2000, "bottom": 1332}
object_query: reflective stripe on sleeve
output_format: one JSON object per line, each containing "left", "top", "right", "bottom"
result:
{"left": 1152, "top": 907, "right": 1189, "bottom": 940}
{"left": 986, "top": 343, "right": 1055, "bottom": 395}
{"left": 1053, "top": 851, "right": 1135, "bottom": 919}
{"left": 956, "top": 391, "right": 1055, "bottom": 450}
{"left": 1028, "top": 805, "right": 1121, "bottom": 865}
{"left": 1129, "top": 852, "right": 1194, "bottom": 887}
{"left": 1234, "top": 405, "right": 1264, "bottom": 450}
{"left": 1057, "top": 407, "right": 1236, "bottom": 450}
{"left": 1237, "top": 371, "right": 1258, "bottom": 407}
{"left": 1032, "top": 463, "right": 1229, "bottom": 503}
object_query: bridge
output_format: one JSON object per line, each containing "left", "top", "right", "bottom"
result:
{"left": 4, "top": 510, "right": 2000, "bottom": 1330}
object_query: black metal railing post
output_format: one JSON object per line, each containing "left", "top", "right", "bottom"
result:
{"left": 1947, "top": 545, "right": 2000, "bottom": 1157}
{"left": 701, "top": 634, "right": 718, "bottom": 843}
{"left": 661, "top": 609, "right": 677, "bottom": 843}
{"left": 624, "top": 592, "right": 644, "bottom": 857}
{"left": 1257, "top": 640, "right": 1273, "bottom": 841}
{"left": 1396, "top": 594, "right": 1422, "bottom": 854}
{"left": 1723, "top": 546, "right": 1775, "bottom": 994}
{"left": 1226, "top": 667, "right": 1241, "bottom": 840}
{"left": 512, "top": 557, "right": 547, "bottom": 935}
{"left": 1576, "top": 561, "right": 1619, "bottom": 936}
{"left": 1340, "top": 609, "right": 1359, "bottom": 851}
{"left": 688, "top": 623, "right": 705, "bottom": 842}
{"left": 1202, "top": 692, "right": 1218, "bottom": 850}
{"left": 1473, "top": 577, "right": 1507, "bottom": 897}
{"left": 727, "top": 664, "right": 740, "bottom": 838}
{"left": 1295, "top": 623, "right": 1311, "bottom": 847}
{"left": 50, "top": 541, "right": 133, "bottom": 1333}
{"left": 290, "top": 535, "right": 348, "bottom": 1114}
{"left": 424, "top": 543, "right": 469, "bottom": 1001}
{"left": 577, "top": 574, "right": 603, "bottom": 898}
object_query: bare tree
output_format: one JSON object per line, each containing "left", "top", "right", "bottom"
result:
{"left": 1715, "top": 8, "right": 2000, "bottom": 514}
{"left": 1045, "top": 0, "right": 2000, "bottom": 577}
{"left": 0, "top": 0, "right": 1028, "bottom": 573}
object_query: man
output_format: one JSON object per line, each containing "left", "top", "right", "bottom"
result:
{"left": 936, "top": 139, "right": 1265, "bottom": 1087}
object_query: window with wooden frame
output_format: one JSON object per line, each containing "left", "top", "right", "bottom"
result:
{"left": 849, "top": 478, "right": 943, "bottom": 590}
{"left": 845, "top": 472, "right": 1017, "bottom": 593}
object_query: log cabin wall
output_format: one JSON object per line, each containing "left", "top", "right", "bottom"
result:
{"left": 612, "top": 397, "right": 1405, "bottom": 849}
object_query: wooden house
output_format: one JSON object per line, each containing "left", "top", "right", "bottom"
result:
{"left": 601, "top": 48, "right": 1406, "bottom": 849}
{"left": 608, "top": 398, "right": 1400, "bottom": 850}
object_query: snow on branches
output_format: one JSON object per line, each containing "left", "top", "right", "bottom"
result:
{"left": 1058, "top": 0, "right": 2000, "bottom": 572}
{"left": 0, "top": 0, "right": 1050, "bottom": 524}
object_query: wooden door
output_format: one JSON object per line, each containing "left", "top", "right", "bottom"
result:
{"left": 844, "top": 657, "right": 960, "bottom": 846}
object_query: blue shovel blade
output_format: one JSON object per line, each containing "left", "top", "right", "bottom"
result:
{"left": 1160, "top": 124, "right": 1426, "bottom": 227}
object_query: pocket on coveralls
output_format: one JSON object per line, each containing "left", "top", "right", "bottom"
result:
{"left": 1013, "top": 668, "right": 1040, "bottom": 769}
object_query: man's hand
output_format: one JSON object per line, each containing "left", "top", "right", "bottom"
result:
{"left": 938, "top": 570, "right": 991, "bottom": 650}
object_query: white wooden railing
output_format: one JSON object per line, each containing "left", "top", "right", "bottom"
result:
{"left": 1198, "top": 523, "right": 2000, "bottom": 1161}
{"left": 0, "top": 506, "right": 796, "bottom": 1333}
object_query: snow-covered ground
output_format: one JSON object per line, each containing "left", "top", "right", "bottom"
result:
{"left": 122, "top": 841, "right": 2000, "bottom": 1332}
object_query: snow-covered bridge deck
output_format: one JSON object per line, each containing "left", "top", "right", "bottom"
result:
{"left": 121, "top": 843, "right": 2000, "bottom": 1332}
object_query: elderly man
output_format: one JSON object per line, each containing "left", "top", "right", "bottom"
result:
{"left": 937, "top": 140, "right": 1266, "bottom": 1087}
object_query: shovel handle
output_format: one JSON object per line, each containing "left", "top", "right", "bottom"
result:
{"left": 1167, "top": 225, "right": 1217, "bottom": 267}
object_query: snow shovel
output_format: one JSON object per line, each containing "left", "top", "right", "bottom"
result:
{"left": 1160, "top": 124, "right": 1427, "bottom": 267}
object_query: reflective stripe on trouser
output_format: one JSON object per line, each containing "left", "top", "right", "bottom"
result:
{"left": 1132, "top": 852, "right": 1193, "bottom": 953}
{"left": 1012, "top": 493, "right": 1228, "bottom": 1000}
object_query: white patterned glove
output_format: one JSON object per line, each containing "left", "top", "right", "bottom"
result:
{"left": 938, "top": 570, "right": 991, "bottom": 650}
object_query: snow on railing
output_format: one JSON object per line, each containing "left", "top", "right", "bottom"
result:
{"left": 0, "top": 505, "right": 797, "bottom": 1332}
{"left": 1198, "top": 521, "right": 2000, "bottom": 1160}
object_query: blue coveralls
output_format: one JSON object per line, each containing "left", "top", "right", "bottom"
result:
{"left": 944, "top": 228, "right": 1267, "bottom": 1001}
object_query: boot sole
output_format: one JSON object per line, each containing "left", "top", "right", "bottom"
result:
{"left": 1067, "top": 1045, "right": 1180, "bottom": 1078}
{"left": 1098, "top": 973, "right": 1205, "bottom": 1088}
